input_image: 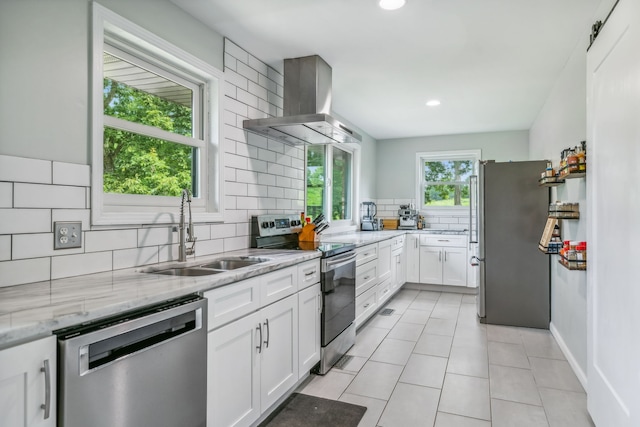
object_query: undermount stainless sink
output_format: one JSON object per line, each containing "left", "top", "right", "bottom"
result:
{"left": 144, "top": 256, "right": 270, "bottom": 276}
{"left": 200, "top": 257, "right": 269, "bottom": 270}
{"left": 150, "top": 267, "right": 223, "bottom": 276}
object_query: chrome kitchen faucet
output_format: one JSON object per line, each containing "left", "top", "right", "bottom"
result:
{"left": 179, "top": 188, "right": 197, "bottom": 261}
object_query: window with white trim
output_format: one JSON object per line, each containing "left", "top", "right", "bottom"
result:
{"left": 306, "top": 144, "right": 354, "bottom": 226}
{"left": 416, "top": 150, "right": 481, "bottom": 209}
{"left": 91, "top": 4, "right": 224, "bottom": 225}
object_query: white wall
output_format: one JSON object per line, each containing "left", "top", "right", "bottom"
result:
{"left": 0, "top": 0, "right": 223, "bottom": 164}
{"left": 529, "top": 21, "right": 591, "bottom": 384}
{"left": 375, "top": 130, "right": 530, "bottom": 200}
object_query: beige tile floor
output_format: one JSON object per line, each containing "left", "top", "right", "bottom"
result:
{"left": 299, "top": 289, "right": 594, "bottom": 427}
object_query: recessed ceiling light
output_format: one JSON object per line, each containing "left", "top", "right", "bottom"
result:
{"left": 426, "top": 100, "right": 441, "bottom": 107}
{"left": 379, "top": 0, "right": 406, "bottom": 11}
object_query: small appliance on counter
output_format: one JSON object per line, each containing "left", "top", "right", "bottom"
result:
{"left": 398, "top": 204, "right": 418, "bottom": 230}
{"left": 360, "top": 201, "right": 379, "bottom": 231}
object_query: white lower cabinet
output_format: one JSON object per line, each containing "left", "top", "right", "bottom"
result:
{"left": 419, "top": 234, "right": 468, "bottom": 286}
{"left": 298, "top": 283, "right": 321, "bottom": 378}
{"left": 208, "top": 294, "right": 299, "bottom": 427}
{"left": 0, "top": 336, "right": 56, "bottom": 427}
{"left": 206, "top": 261, "right": 320, "bottom": 427}
{"left": 405, "top": 234, "right": 420, "bottom": 283}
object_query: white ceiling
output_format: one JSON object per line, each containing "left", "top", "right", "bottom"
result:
{"left": 170, "top": 0, "right": 602, "bottom": 140}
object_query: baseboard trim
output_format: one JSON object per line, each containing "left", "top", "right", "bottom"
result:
{"left": 549, "top": 322, "right": 588, "bottom": 391}
{"left": 403, "top": 282, "right": 477, "bottom": 294}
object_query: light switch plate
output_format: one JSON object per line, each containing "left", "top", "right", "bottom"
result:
{"left": 54, "top": 221, "right": 82, "bottom": 249}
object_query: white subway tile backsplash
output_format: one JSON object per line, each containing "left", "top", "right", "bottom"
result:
{"left": 0, "top": 155, "right": 51, "bottom": 184}
{"left": 223, "top": 110, "right": 237, "bottom": 126}
{"left": 247, "top": 184, "right": 268, "bottom": 198}
{"left": 259, "top": 198, "right": 277, "bottom": 210}
{"left": 439, "top": 217, "right": 460, "bottom": 224}
{"left": 13, "top": 233, "right": 83, "bottom": 259}
{"left": 236, "top": 196, "right": 258, "bottom": 210}
{"left": 284, "top": 188, "right": 298, "bottom": 200}
{"left": 225, "top": 96, "right": 249, "bottom": 116}
{"left": 236, "top": 142, "right": 257, "bottom": 159}
{"left": 268, "top": 67, "right": 284, "bottom": 86}
{"left": 258, "top": 74, "right": 277, "bottom": 95}
{"left": 276, "top": 155, "right": 292, "bottom": 167}
{"left": 248, "top": 80, "right": 268, "bottom": 101}
{"left": 258, "top": 173, "right": 276, "bottom": 186}
{"left": 248, "top": 54, "right": 268, "bottom": 76}
{"left": 225, "top": 123, "right": 247, "bottom": 143}
{"left": 268, "top": 186, "right": 284, "bottom": 198}
{"left": 225, "top": 68, "right": 249, "bottom": 91}
{"left": 249, "top": 159, "right": 268, "bottom": 173}
{"left": 267, "top": 139, "right": 285, "bottom": 154}
{"left": 276, "top": 176, "right": 292, "bottom": 188}
{"left": 224, "top": 195, "right": 237, "bottom": 209}
{"left": 158, "top": 244, "right": 178, "bottom": 263}
{"left": 194, "top": 224, "right": 211, "bottom": 240}
{"left": 52, "top": 162, "right": 90, "bottom": 186}
{"left": 258, "top": 148, "right": 277, "bottom": 163}
{"left": 211, "top": 223, "right": 237, "bottom": 239}
{"left": 246, "top": 132, "right": 269, "bottom": 149}
{"left": 224, "top": 80, "right": 237, "bottom": 98}
{"left": 113, "top": 246, "right": 159, "bottom": 270}
{"left": 224, "top": 52, "right": 237, "bottom": 71}
{"left": 277, "top": 199, "right": 292, "bottom": 210}
{"left": 85, "top": 229, "right": 138, "bottom": 252}
{"left": 0, "top": 258, "right": 50, "bottom": 288}
{"left": 0, "top": 235, "right": 10, "bottom": 261}
{"left": 248, "top": 105, "right": 268, "bottom": 119}
{"left": 137, "top": 227, "right": 175, "bottom": 247}
{"left": 0, "top": 183, "right": 12, "bottom": 208}
{"left": 268, "top": 163, "right": 284, "bottom": 176}
{"left": 0, "top": 208, "right": 51, "bottom": 234}
{"left": 51, "top": 252, "right": 112, "bottom": 280}
{"left": 225, "top": 39, "right": 248, "bottom": 64}
{"left": 224, "top": 236, "right": 249, "bottom": 252}
{"left": 225, "top": 153, "right": 248, "bottom": 170}
{"left": 236, "top": 170, "right": 258, "bottom": 184}
{"left": 224, "top": 167, "right": 237, "bottom": 181}
{"left": 224, "top": 138, "right": 237, "bottom": 154}
{"left": 225, "top": 182, "right": 248, "bottom": 196}
{"left": 237, "top": 88, "right": 259, "bottom": 108}
{"left": 237, "top": 61, "right": 259, "bottom": 83}
{"left": 195, "top": 238, "right": 225, "bottom": 256}
{"left": 14, "top": 183, "right": 85, "bottom": 209}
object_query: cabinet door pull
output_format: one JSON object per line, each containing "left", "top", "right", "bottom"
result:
{"left": 437, "top": 239, "right": 450, "bottom": 242}
{"left": 263, "top": 318, "right": 270, "bottom": 348}
{"left": 40, "top": 359, "right": 51, "bottom": 420}
{"left": 439, "top": 251, "right": 442, "bottom": 262}
{"left": 363, "top": 303, "right": 370, "bottom": 308}
{"left": 444, "top": 251, "right": 448, "bottom": 262}
{"left": 305, "top": 270, "right": 316, "bottom": 277}
{"left": 318, "top": 294, "right": 323, "bottom": 314}
{"left": 256, "top": 323, "right": 263, "bottom": 353}
{"left": 363, "top": 275, "right": 370, "bottom": 280}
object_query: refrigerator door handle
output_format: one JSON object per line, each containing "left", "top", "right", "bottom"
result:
{"left": 469, "top": 175, "right": 478, "bottom": 244}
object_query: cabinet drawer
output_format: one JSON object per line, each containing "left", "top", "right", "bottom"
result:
{"left": 377, "top": 277, "right": 393, "bottom": 306}
{"left": 420, "top": 234, "right": 467, "bottom": 247}
{"left": 204, "top": 277, "right": 261, "bottom": 330}
{"left": 297, "top": 259, "right": 320, "bottom": 291}
{"left": 356, "top": 260, "right": 378, "bottom": 296}
{"left": 391, "top": 235, "right": 405, "bottom": 252}
{"left": 260, "top": 266, "right": 298, "bottom": 306}
{"left": 355, "top": 285, "right": 378, "bottom": 327}
{"left": 356, "top": 244, "right": 378, "bottom": 267}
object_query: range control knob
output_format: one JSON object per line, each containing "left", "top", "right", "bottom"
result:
{"left": 291, "top": 220, "right": 299, "bottom": 226}
{"left": 269, "top": 221, "right": 275, "bottom": 228}
{"left": 261, "top": 221, "right": 270, "bottom": 228}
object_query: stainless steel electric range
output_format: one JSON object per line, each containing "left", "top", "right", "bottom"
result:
{"left": 251, "top": 214, "right": 356, "bottom": 375}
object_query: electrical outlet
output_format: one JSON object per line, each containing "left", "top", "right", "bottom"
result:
{"left": 54, "top": 221, "right": 82, "bottom": 249}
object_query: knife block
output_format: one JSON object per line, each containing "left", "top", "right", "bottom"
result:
{"left": 298, "top": 223, "right": 318, "bottom": 242}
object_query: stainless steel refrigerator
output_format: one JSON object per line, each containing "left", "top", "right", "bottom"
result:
{"left": 469, "top": 160, "right": 550, "bottom": 329}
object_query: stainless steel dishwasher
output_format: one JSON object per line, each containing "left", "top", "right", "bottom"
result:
{"left": 56, "top": 294, "right": 207, "bottom": 427}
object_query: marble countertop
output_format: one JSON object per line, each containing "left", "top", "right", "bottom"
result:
{"left": 319, "top": 229, "right": 468, "bottom": 246}
{"left": 0, "top": 248, "right": 320, "bottom": 348}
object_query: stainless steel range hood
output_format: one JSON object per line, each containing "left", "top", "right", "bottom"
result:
{"left": 243, "top": 55, "right": 362, "bottom": 145}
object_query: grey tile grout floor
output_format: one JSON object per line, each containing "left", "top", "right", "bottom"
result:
{"left": 298, "top": 288, "right": 595, "bottom": 427}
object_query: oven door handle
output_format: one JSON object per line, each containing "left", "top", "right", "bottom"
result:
{"left": 322, "top": 251, "right": 356, "bottom": 272}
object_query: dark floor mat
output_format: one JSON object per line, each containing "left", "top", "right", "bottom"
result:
{"left": 258, "top": 392, "right": 367, "bottom": 427}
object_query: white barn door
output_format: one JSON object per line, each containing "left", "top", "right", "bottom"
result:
{"left": 586, "top": 0, "right": 640, "bottom": 425}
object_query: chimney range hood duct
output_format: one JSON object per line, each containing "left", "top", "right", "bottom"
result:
{"left": 243, "top": 55, "right": 362, "bottom": 145}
